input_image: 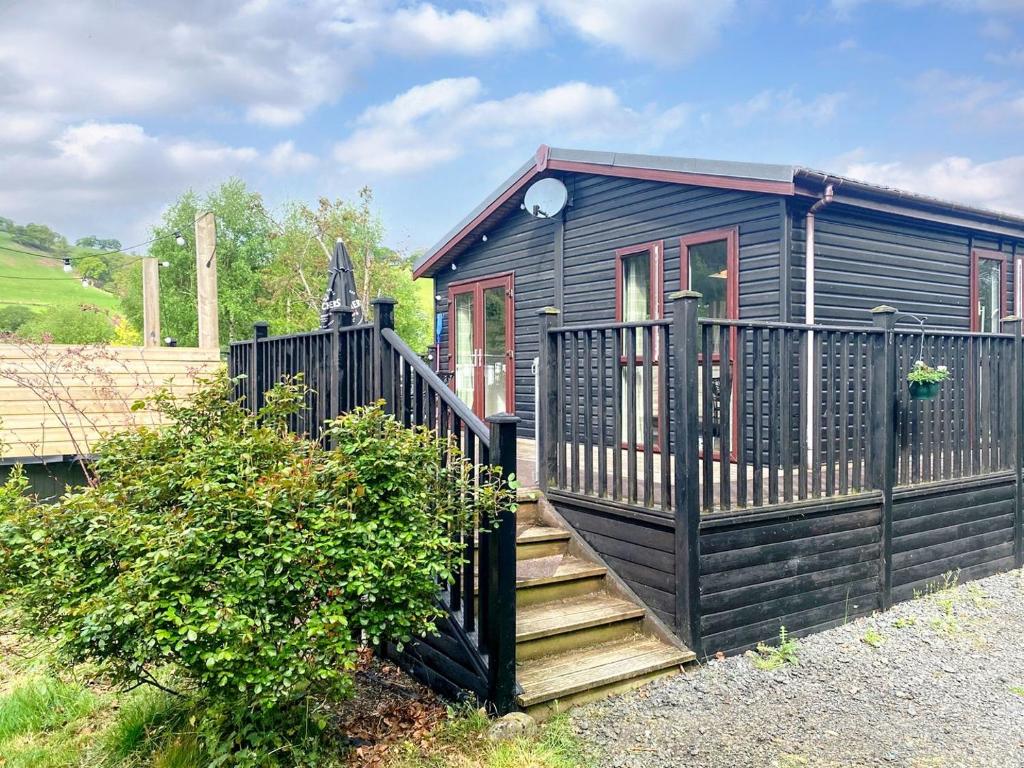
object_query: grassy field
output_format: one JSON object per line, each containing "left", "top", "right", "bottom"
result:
{"left": 0, "top": 629, "right": 591, "bottom": 768}
{"left": 0, "top": 232, "right": 123, "bottom": 316}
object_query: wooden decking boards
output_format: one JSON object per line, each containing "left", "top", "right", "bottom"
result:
{"left": 511, "top": 490, "right": 694, "bottom": 716}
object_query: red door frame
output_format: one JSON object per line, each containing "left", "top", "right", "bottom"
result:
{"left": 970, "top": 249, "right": 1008, "bottom": 332}
{"left": 615, "top": 241, "right": 665, "bottom": 450}
{"left": 447, "top": 272, "right": 515, "bottom": 420}
{"left": 680, "top": 227, "right": 740, "bottom": 462}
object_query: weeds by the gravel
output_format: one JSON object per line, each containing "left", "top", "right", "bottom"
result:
{"left": 861, "top": 627, "right": 884, "bottom": 648}
{"left": 387, "top": 705, "right": 594, "bottom": 768}
{"left": 750, "top": 626, "right": 799, "bottom": 671}
{"left": 1009, "top": 685, "right": 1024, "bottom": 698}
{"left": 893, "top": 617, "right": 916, "bottom": 629}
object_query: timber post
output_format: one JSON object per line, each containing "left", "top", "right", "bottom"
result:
{"left": 537, "top": 307, "right": 561, "bottom": 492}
{"left": 1002, "top": 315, "right": 1024, "bottom": 568}
{"left": 487, "top": 413, "right": 520, "bottom": 714}
{"left": 251, "top": 321, "right": 269, "bottom": 414}
{"left": 869, "top": 305, "right": 897, "bottom": 609}
{"left": 670, "top": 291, "right": 702, "bottom": 657}
{"left": 372, "top": 297, "right": 397, "bottom": 412}
{"left": 327, "top": 307, "right": 354, "bottom": 424}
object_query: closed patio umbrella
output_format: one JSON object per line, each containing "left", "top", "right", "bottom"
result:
{"left": 320, "top": 237, "right": 359, "bottom": 327}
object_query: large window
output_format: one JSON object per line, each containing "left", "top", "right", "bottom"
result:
{"left": 972, "top": 250, "right": 1006, "bottom": 333}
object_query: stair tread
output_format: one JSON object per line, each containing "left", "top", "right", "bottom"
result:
{"left": 517, "top": 525, "right": 571, "bottom": 544}
{"left": 516, "top": 555, "right": 606, "bottom": 587}
{"left": 516, "top": 636, "right": 692, "bottom": 706}
{"left": 517, "top": 594, "right": 644, "bottom": 642}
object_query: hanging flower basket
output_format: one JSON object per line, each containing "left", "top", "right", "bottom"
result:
{"left": 907, "top": 360, "right": 949, "bottom": 401}
{"left": 908, "top": 380, "right": 941, "bottom": 400}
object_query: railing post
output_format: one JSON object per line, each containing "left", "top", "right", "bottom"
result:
{"left": 251, "top": 321, "right": 269, "bottom": 414}
{"left": 1002, "top": 315, "right": 1024, "bottom": 568}
{"left": 869, "top": 305, "right": 897, "bottom": 610}
{"left": 372, "top": 297, "right": 397, "bottom": 413}
{"left": 327, "top": 307, "right": 354, "bottom": 424}
{"left": 670, "top": 291, "right": 702, "bottom": 657}
{"left": 486, "top": 413, "right": 519, "bottom": 714}
{"left": 536, "top": 308, "right": 560, "bottom": 492}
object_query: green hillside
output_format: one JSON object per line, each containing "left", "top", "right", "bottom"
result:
{"left": 0, "top": 231, "right": 123, "bottom": 315}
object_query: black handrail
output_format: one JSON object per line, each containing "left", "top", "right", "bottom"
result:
{"left": 380, "top": 327, "right": 490, "bottom": 446}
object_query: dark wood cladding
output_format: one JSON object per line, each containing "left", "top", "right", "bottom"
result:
{"left": 790, "top": 202, "right": 1018, "bottom": 327}
{"left": 435, "top": 173, "right": 786, "bottom": 437}
{"left": 698, "top": 498, "right": 883, "bottom": 655}
{"left": 891, "top": 474, "right": 1016, "bottom": 602}
{"left": 552, "top": 494, "right": 677, "bottom": 628}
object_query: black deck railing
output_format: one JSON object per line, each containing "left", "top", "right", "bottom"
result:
{"left": 538, "top": 295, "right": 1024, "bottom": 651}
{"left": 228, "top": 299, "right": 519, "bottom": 714}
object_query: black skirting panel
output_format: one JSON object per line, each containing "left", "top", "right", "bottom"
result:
{"left": 387, "top": 613, "right": 489, "bottom": 704}
{"left": 552, "top": 493, "right": 677, "bottom": 628}
{"left": 891, "top": 473, "right": 1016, "bottom": 603}
{"left": 698, "top": 497, "right": 883, "bottom": 655}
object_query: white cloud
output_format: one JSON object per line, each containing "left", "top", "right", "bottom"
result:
{"left": 265, "top": 141, "right": 318, "bottom": 174}
{"left": 388, "top": 3, "right": 542, "bottom": 56}
{"left": 728, "top": 88, "right": 847, "bottom": 127}
{"left": 911, "top": 69, "right": 1024, "bottom": 124}
{"left": 0, "top": 121, "right": 261, "bottom": 237}
{"left": 333, "top": 78, "right": 688, "bottom": 174}
{"left": 541, "top": 0, "right": 736, "bottom": 64}
{"left": 840, "top": 152, "right": 1024, "bottom": 216}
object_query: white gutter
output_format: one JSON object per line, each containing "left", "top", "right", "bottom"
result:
{"left": 804, "top": 184, "right": 835, "bottom": 461}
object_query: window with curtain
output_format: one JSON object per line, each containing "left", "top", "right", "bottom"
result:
{"left": 616, "top": 244, "right": 661, "bottom": 448}
{"left": 977, "top": 257, "right": 1003, "bottom": 333}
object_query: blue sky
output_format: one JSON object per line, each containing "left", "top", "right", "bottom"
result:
{"left": 1, "top": 0, "right": 1023, "bottom": 255}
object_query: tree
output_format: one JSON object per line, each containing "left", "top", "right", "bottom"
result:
{"left": 119, "top": 179, "right": 274, "bottom": 346}
{"left": 0, "top": 217, "right": 13, "bottom": 233}
{"left": 260, "top": 189, "right": 431, "bottom": 351}
{"left": 11, "top": 222, "right": 65, "bottom": 253}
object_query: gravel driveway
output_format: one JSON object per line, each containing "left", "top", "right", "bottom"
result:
{"left": 572, "top": 568, "right": 1024, "bottom": 768}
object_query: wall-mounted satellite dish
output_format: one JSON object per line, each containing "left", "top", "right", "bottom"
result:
{"left": 522, "top": 178, "right": 568, "bottom": 219}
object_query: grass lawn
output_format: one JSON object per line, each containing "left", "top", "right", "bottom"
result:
{"left": 0, "top": 232, "right": 123, "bottom": 317}
{"left": 0, "top": 629, "right": 592, "bottom": 768}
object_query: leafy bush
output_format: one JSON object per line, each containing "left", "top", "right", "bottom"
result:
{"left": 0, "top": 375, "right": 511, "bottom": 762}
{"left": 17, "top": 304, "right": 115, "bottom": 344}
{"left": 0, "top": 305, "right": 36, "bottom": 334}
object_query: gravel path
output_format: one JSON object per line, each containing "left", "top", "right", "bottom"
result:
{"left": 572, "top": 568, "right": 1024, "bottom": 768}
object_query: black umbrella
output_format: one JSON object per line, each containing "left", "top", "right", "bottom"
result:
{"left": 320, "top": 237, "right": 359, "bottom": 327}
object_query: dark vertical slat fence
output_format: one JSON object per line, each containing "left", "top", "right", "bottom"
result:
{"left": 228, "top": 300, "right": 520, "bottom": 715}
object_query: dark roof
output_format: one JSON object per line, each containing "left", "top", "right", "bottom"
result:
{"left": 414, "top": 145, "right": 1024, "bottom": 278}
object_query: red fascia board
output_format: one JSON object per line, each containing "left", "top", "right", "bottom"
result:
{"left": 413, "top": 165, "right": 540, "bottom": 279}
{"left": 414, "top": 156, "right": 795, "bottom": 279}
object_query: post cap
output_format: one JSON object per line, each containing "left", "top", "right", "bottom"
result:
{"left": 669, "top": 290, "right": 702, "bottom": 300}
{"left": 537, "top": 307, "right": 561, "bottom": 316}
{"left": 870, "top": 305, "right": 898, "bottom": 314}
{"left": 487, "top": 412, "right": 521, "bottom": 425}
{"left": 370, "top": 296, "right": 398, "bottom": 306}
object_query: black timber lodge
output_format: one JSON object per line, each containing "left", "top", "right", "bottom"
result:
{"left": 234, "top": 144, "right": 1024, "bottom": 714}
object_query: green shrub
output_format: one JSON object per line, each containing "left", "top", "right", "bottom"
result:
{"left": 0, "top": 305, "right": 36, "bottom": 334}
{"left": 17, "top": 304, "right": 115, "bottom": 344}
{"left": 0, "top": 375, "right": 512, "bottom": 763}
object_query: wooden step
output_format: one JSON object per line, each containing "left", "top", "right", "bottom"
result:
{"left": 515, "top": 555, "right": 606, "bottom": 607}
{"left": 516, "top": 525, "right": 570, "bottom": 560}
{"left": 516, "top": 593, "right": 645, "bottom": 660}
{"left": 516, "top": 636, "right": 693, "bottom": 715}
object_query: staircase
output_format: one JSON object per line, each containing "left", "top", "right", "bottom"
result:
{"left": 511, "top": 491, "right": 695, "bottom": 718}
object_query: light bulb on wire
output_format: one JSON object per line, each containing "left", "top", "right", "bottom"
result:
{"left": 174, "top": 231, "right": 186, "bottom": 247}
{"left": 62, "top": 257, "right": 72, "bottom": 273}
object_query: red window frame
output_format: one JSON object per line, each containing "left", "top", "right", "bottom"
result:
{"left": 970, "top": 249, "right": 1007, "bottom": 332}
{"left": 447, "top": 271, "right": 516, "bottom": 420}
{"left": 614, "top": 240, "right": 664, "bottom": 359}
{"left": 680, "top": 227, "right": 740, "bottom": 462}
{"left": 614, "top": 241, "right": 664, "bottom": 451}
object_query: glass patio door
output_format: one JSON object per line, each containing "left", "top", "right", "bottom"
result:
{"left": 449, "top": 275, "right": 514, "bottom": 420}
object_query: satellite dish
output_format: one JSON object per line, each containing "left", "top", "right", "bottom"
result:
{"left": 522, "top": 178, "right": 568, "bottom": 219}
